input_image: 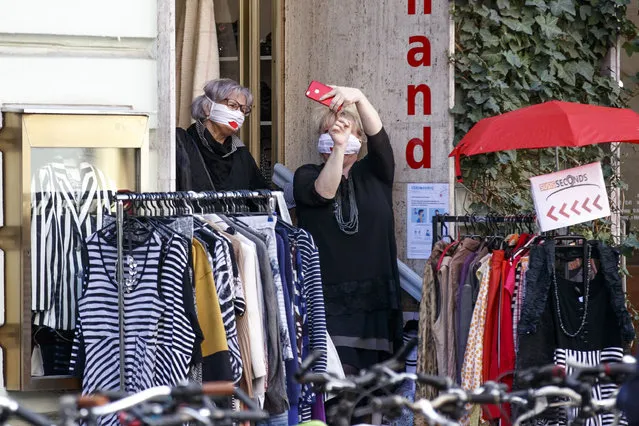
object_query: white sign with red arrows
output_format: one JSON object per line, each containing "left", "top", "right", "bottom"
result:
{"left": 530, "top": 162, "right": 611, "bottom": 232}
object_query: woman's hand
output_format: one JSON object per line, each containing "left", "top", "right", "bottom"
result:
{"left": 321, "top": 85, "right": 382, "bottom": 135}
{"left": 320, "top": 86, "right": 363, "bottom": 112}
{"left": 328, "top": 116, "right": 352, "bottom": 149}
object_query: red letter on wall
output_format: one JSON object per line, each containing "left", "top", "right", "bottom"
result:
{"left": 407, "top": 36, "right": 431, "bottom": 67}
{"left": 406, "top": 127, "right": 431, "bottom": 169}
{"left": 408, "top": 0, "right": 432, "bottom": 15}
{"left": 407, "top": 84, "right": 431, "bottom": 116}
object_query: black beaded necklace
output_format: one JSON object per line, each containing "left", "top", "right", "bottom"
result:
{"left": 551, "top": 244, "right": 592, "bottom": 338}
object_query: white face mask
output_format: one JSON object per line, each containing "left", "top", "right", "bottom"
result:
{"left": 317, "top": 133, "right": 362, "bottom": 155}
{"left": 206, "top": 97, "right": 245, "bottom": 131}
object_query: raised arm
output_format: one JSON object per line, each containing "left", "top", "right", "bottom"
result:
{"left": 321, "top": 86, "right": 393, "bottom": 184}
{"left": 320, "top": 86, "right": 382, "bottom": 135}
{"left": 313, "top": 115, "right": 352, "bottom": 199}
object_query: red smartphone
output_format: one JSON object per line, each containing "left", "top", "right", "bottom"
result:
{"left": 305, "top": 81, "right": 341, "bottom": 111}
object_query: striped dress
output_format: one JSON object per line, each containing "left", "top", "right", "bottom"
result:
{"left": 71, "top": 229, "right": 193, "bottom": 426}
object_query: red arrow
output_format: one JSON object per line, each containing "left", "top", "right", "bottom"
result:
{"left": 593, "top": 195, "right": 603, "bottom": 210}
{"left": 559, "top": 203, "right": 570, "bottom": 218}
{"left": 571, "top": 200, "right": 581, "bottom": 215}
{"left": 547, "top": 206, "right": 559, "bottom": 221}
{"left": 582, "top": 197, "right": 592, "bottom": 213}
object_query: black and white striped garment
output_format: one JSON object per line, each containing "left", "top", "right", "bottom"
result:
{"left": 70, "top": 230, "right": 166, "bottom": 426}
{"left": 195, "top": 229, "right": 243, "bottom": 384}
{"left": 153, "top": 235, "right": 196, "bottom": 387}
{"left": 295, "top": 229, "right": 328, "bottom": 374}
{"left": 552, "top": 347, "right": 627, "bottom": 426}
{"left": 31, "top": 162, "right": 113, "bottom": 330}
{"left": 295, "top": 228, "right": 328, "bottom": 421}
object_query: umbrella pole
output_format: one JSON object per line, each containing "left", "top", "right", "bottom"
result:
{"left": 555, "top": 147, "right": 569, "bottom": 235}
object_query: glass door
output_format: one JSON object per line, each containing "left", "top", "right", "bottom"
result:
{"left": 214, "top": 0, "right": 282, "bottom": 187}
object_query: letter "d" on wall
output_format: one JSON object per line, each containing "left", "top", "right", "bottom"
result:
{"left": 406, "top": 127, "right": 431, "bottom": 169}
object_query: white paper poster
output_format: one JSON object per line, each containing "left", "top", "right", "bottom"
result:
{"left": 407, "top": 183, "right": 449, "bottom": 259}
{"left": 530, "top": 162, "right": 611, "bottom": 232}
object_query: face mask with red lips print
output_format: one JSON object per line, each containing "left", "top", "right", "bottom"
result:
{"left": 206, "top": 97, "right": 245, "bottom": 131}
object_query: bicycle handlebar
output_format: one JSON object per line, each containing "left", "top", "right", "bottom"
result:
{"left": 90, "top": 382, "right": 235, "bottom": 417}
{"left": 0, "top": 395, "right": 54, "bottom": 426}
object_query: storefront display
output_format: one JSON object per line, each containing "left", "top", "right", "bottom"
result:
{"left": 0, "top": 107, "right": 149, "bottom": 391}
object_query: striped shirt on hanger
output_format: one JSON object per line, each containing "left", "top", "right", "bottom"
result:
{"left": 31, "top": 161, "right": 113, "bottom": 330}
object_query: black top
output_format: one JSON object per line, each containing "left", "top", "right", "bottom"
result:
{"left": 176, "top": 123, "right": 267, "bottom": 191}
{"left": 293, "top": 128, "right": 398, "bottom": 285}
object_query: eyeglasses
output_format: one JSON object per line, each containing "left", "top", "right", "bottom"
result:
{"left": 223, "top": 98, "right": 252, "bottom": 115}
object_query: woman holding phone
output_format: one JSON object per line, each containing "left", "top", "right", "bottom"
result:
{"left": 176, "top": 78, "right": 267, "bottom": 191}
{"left": 293, "top": 85, "right": 402, "bottom": 374}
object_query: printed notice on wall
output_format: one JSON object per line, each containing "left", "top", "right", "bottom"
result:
{"left": 407, "top": 183, "right": 449, "bottom": 259}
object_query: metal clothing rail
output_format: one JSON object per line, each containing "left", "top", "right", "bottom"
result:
{"left": 112, "top": 190, "right": 279, "bottom": 390}
{"left": 431, "top": 214, "right": 538, "bottom": 249}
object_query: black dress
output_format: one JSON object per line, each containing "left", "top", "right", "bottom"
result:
{"left": 517, "top": 241, "right": 635, "bottom": 426}
{"left": 293, "top": 127, "right": 403, "bottom": 370}
{"left": 176, "top": 123, "right": 267, "bottom": 191}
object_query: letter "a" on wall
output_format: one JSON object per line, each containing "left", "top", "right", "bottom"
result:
{"left": 407, "top": 36, "right": 431, "bottom": 67}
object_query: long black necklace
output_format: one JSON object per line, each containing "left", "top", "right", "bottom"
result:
{"left": 551, "top": 244, "right": 592, "bottom": 338}
{"left": 333, "top": 177, "right": 359, "bottom": 235}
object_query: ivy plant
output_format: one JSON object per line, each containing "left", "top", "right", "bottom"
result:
{"left": 452, "top": 0, "right": 638, "bottom": 219}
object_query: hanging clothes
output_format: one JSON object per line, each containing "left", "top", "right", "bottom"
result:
{"left": 446, "top": 238, "right": 480, "bottom": 380}
{"left": 191, "top": 239, "right": 233, "bottom": 382}
{"left": 517, "top": 240, "right": 635, "bottom": 426}
{"left": 456, "top": 246, "right": 488, "bottom": 381}
{"left": 31, "top": 161, "right": 114, "bottom": 331}
{"left": 70, "top": 226, "right": 195, "bottom": 426}
{"left": 433, "top": 253, "right": 452, "bottom": 378}
{"left": 71, "top": 192, "right": 331, "bottom": 424}
{"left": 460, "top": 255, "right": 492, "bottom": 426}
{"left": 415, "top": 240, "right": 447, "bottom": 409}
{"left": 194, "top": 227, "right": 244, "bottom": 384}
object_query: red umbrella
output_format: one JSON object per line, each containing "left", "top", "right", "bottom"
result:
{"left": 450, "top": 100, "right": 639, "bottom": 181}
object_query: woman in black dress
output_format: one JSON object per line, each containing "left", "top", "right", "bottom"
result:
{"left": 176, "top": 78, "right": 267, "bottom": 191}
{"left": 293, "top": 85, "right": 402, "bottom": 373}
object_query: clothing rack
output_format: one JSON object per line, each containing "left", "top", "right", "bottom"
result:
{"left": 432, "top": 214, "right": 538, "bottom": 249}
{"left": 111, "top": 190, "right": 280, "bottom": 390}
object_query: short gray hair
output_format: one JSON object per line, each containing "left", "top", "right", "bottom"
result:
{"left": 191, "top": 78, "right": 254, "bottom": 120}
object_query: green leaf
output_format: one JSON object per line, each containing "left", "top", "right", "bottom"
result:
{"left": 461, "top": 20, "right": 478, "bottom": 34}
{"left": 550, "top": 0, "right": 576, "bottom": 17}
{"left": 579, "top": 5, "right": 592, "bottom": 20}
{"left": 576, "top": 61, "right": 595, "bottom": 81}
{"left": 501, "top": 17, "right": 535, "bottom": 35}
{"left": 503, "top": 50, "right": 522, "bottom": 68}
{"left": 497, "top": 0, "right": 510, "bottom": 9}
{"left": 535, "top": 14, "right": 563, "bottom": 39}
{"left": 550, "top": 51, "right": 567, "bottom": 61}
{"left": 492, "top": 61, "right": 510, "bottom": 76}
{"left": 485, "top": 97, "right": 500, "bottom": 113}
{"left": 479, "top": 27, "right": 501, "bottom": 47}
{"left": 450, "top": 103, "right": 466, "bottom": 115}
{"left": 524, "top": 0, "right": 548, "bottom": 11}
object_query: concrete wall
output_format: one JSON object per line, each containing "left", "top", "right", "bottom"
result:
{"left": 283, "top": 0, "right": 454, "bottom": 273}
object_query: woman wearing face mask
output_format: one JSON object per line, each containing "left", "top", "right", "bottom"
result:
{"left": 293, "top": 86, "right": 402, "bottom": 374}
{"left": 176, "top": 78, "right": 267, "bottom": 191}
